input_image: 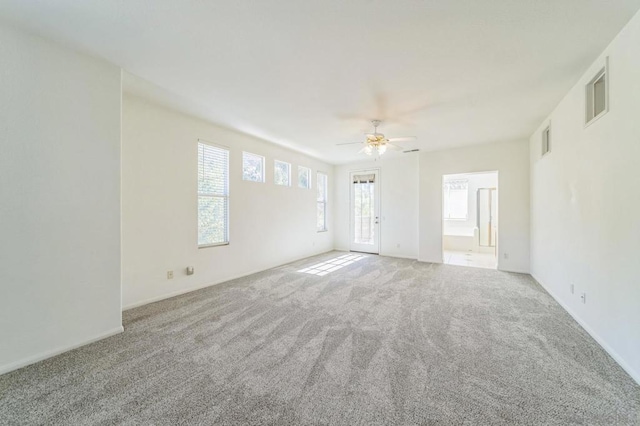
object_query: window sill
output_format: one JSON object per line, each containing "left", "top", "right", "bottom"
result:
{"left": 443, "top": 218, "right": 468, "bottom": 222}
{"left": 198, "top": 242, "right": 229, "bottom": 249}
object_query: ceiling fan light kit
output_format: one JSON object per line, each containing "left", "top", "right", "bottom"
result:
{"left": 337, "top": 119, "right": 416, "bottom": 157}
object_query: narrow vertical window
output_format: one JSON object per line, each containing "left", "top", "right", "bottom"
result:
{"left": 242, "top": 152, "right": 265, "bottom": 182}
{"left": 317, "top": 172, "right": 328, "bottom": 231}
{"left": 198, "top": 142, "right": 229, "bottom": 247}
{"left": 274, "top": 160, "right": 291, "bottom": 186}
{"left": 542, "top": 125, "right": 551, "bottom": 156}
{"left": 585, "top": 58, "right": 608, "bottom": 125}
{"left": 298, "top": 166, "right": 311, "bottom": 189}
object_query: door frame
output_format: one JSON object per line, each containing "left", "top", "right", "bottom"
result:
{"left": 441, "top": 170, "right": 499, "bottom": 264}
{"left": 349, "top": 168, "right": 381, "bottom": 254}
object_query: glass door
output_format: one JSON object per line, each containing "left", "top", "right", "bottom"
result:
{"left": 350, "top": 170, "right": 380, "bottom": 254}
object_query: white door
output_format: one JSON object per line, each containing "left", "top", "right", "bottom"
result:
{"left": 350, "top": 170, "right": 380, "bottom": 254}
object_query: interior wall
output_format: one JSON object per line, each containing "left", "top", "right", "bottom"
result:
{"left": 0, "top": 23, "right": 123, "bottom": 374}
{"left": 334, "top": 155, "right": 419, "bottom": 259}
{"left": 529, "top": 9, "right": 640, "bottom": 383}
{"left": 122, "top": 94, "right": 334, "bottom": 309}
{"left": 418, "top": 140, "right": 530, "bottom": 272}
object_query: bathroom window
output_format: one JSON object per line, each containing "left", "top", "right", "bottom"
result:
{"left": 443, "top": 179, "right": 468, "bottom": 220}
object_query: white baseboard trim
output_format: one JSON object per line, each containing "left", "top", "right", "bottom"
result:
{"left": 531, "top": 273, "right": 639, "bottom": 385}
{"left": 123, "top": 250, "right": 335, "bottom": 311}
{"left": 380, "top": 253, "right": 418, "bottom": 260}
{"left": 0, "top": 326, "right": 124, "bottom": 376}
{"left": 498, "top": 267, "right": 530, "bottom": 274}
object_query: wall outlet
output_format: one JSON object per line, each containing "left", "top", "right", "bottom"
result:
{"left": 580, "top": 292, "right": 586, "bottom": 304}
{"left": 167, "top": 270, "right": 174, "bottom": 279}
{"left": 503, "top": 253, "right": 509, "bottom": 259}
{"left": 570, "top": 284, "right": 574, "bottom": 294}
{"left": 396, "top": 243, "right": 400, "bottom": 249}
{"left": 186, "top": 266, "right": 194, "bottom": 276}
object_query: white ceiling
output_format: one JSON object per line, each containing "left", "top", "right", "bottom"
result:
{"left": 2, "top": 1, "right": 639, "bottom": 164}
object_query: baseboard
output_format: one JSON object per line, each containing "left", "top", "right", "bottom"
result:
{"left": 531, "top": 273, "right": 639, "bottom": 386}
{"left": 123, "top": 249, "right": 335, "bottom": 311}
{"left": 0, "top": 326, "right": 124, "bottom": 376}
{"left": 380, "top": 253, "right": 418, "bottom": 260}
{"left": 498, "top": 267, "right": 530, "bottom": 274}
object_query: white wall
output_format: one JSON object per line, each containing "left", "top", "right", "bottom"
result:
{"left": 529, "top": 10, "right": 640, "bottom": 383}
{"left": 419, "top": 140, "right": 530, "bottom": 272}
{"left": 122, "top": 95, "right": 334, "bottom": 309}
{"left": 0, "top": 24, "right": 122, "bottom": 374}
{"left": 334, "top": 155, "right": 419, "bottom": 259}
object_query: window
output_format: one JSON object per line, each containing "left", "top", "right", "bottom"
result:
{"left": 242, "top": 152, "right": 264, "bottom": 182}
{"left": 317, "top": 172, "right": 328, "bottom": 231}
{"left": 542, "top": 125, "right": 551, "bottom": 156}
{"left": 585, "top": 58, "right": 608, "bottom": 125}
{"left": 274, "top": 160, "right": 291, "bottom": 186}
{"left": 298, "top": 166, "right": 311, "bottom": 189}
{"left": 198, "top": 142, "right": 229, "bottom": 247}
{"left": 443, "top": 179, "right": 468, "bottom": 220}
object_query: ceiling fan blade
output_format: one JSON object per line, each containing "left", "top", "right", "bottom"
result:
{"left": 336, "top": 142, "right": 364, "bottom": 146}
{"left": 386, "top": 143, "right": 403, "bottom": 151}
{"left": 387, "top": 136, "right": 416, "bottom": 142}
{"left": 357, "top": 146, "right": 369, "bottom": 154}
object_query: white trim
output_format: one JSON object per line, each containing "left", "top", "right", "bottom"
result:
{"left": 123, "top": 250, "right": 334, "bottom": 310}
{"left": 0, "top": 326, "right": 124, "bottom": 376}
{"left": 532, "top": 273, "right": 639, "bottom": 385}
{"left": 380, "top": 253, "right": 417, "bottom": 260}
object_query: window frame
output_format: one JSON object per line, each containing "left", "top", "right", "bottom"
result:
{"left": 298, "top": 166, "right": 312, "bottom": 189}
{"left": 197, "top": 140, "right": 230, "bottom": 248}
{"left": 317, "top": 172, "right": 328, "bottom": 232}
{"left": 274, "top": 160, "right": 292, "bottom": 186}
{"left": 542, "top": 124, "right": 551, "bottom": 157}
{"left": 242, "top": 151, "right": 265, "bottom": 183}
{"left": 585, "top": 57, "right": 609, "bottom": 127}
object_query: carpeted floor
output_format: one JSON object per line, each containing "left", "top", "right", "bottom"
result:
{"left": 1, "top": 252, "right": 639, "bottom": 425}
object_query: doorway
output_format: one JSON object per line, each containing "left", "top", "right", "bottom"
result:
{"left": 350, "top": 169, "right": 380, "bottom": 254}
{"left": 442, "top": 171, "right": 498, "bottom": 269}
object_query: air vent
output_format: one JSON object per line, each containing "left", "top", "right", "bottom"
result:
{"left": 403, "top": 149, "right": 420, "bottom": 153}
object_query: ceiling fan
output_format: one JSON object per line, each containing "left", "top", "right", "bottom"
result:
{"left": 336, "top": 120, "right": 416, "bottom": 156}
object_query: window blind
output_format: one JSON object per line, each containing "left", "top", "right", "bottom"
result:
{"left": 352, "top": 174, "right": 375, "bottom": 184}
{"left": 198, "top": 142, "right": 229, "bottom": 246}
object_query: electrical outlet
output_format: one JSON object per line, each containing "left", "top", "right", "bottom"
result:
{"left": 186, "top": 266, "right": 194, "bottom": 276}
{"left": 503, "top": 253, "right": 509, "bottom": 259}
{"left": 570, "top": 284, "right": 574, "bottom": 294}
{"left": 167, "top": 271, "right": 174, "bottom": 279}
{"left": 396, "top": 243, "right": 400, "bottom": 249}
{"left": 580, "top": 292, "right": 586, "bottom": 304}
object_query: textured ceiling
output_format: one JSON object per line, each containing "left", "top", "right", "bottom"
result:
{"left": 2, "top": 1, "right": 639, "bottom": 163}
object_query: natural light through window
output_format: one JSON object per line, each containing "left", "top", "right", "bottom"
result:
{"left": 297, "top": 253, "right": 365, "bottom": 276}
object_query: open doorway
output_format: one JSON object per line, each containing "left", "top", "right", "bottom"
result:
{"left": 442, "top": 171, "right": 498, "bottom": 269}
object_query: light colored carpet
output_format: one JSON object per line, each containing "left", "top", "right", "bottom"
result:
{"left": 1, "top": 252, "right": 639, "bottom": 425}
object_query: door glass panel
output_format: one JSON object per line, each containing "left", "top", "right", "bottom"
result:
{"left": 353, "top": 181, "right": 375, "bottom": 245}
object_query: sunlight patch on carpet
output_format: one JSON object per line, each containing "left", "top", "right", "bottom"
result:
{"left": 297, "top": 253, "right": 366, "bottom": 276}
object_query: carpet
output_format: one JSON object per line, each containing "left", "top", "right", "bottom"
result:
{"left": 1, "top": 252, "right": 638, "bottom": 425}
